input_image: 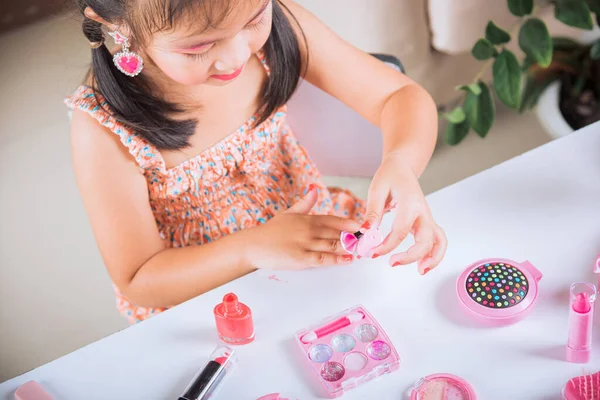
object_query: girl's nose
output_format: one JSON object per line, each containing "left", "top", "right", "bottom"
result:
{"left": 214, "top": 35, "right": 251, "bottom": 72}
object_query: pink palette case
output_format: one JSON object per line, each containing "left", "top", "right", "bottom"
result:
{"left": 295, "top": 305, "right": 400, "bottom": 398}
{"left": 456, "top": 258, "right": 542, "bottom": 326}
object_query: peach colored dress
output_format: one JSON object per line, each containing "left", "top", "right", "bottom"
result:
{"left": 65, "top": 54, "right": 365, "bottom": 324}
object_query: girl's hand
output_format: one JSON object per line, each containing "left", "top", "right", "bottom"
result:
{"left": 365, "top": 154, "right": 447, "bottom": 275}
{"left": 244, "top": 186, "right": 361, "bottom": 270}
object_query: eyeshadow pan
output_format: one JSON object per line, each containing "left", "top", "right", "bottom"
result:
{"left": 354, "top": 324, "right": 378, "bottom": 342}
{"left": 320, "top": 361, "right": 345, "bottom": 382}
{"left": 344, "top": 352, "right": 368, "bottom": 371}
{"left": 308, "top": 344, "right": 333, "bottom": 363}
{"left": 366, "top": 340, "right": 391, "bottom": 360}
{"left": 331, "top": 334, "right": 356, "bottom": 353}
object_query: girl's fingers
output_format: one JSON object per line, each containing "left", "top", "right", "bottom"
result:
{"left": 314, "top": 226, "right": 349, "bottom": 240}
{"left": 315, "top": 215, "right": 361, "bottom": 233}
{"left": 372, "top": 210, "right": 417, "bottom": 257}
{"left": 389, "top": 216, "right": 435, "bottom": 268}
{"left": 363, "top": 184, "right": 388, "bottom": 232}
{"left": 306, "top": 251, "right": 354, "bottom": 267}
{"left": 418, "top": 225, "right": 448, "bottom": 274}
{"left": 309, "top": 239, "right": 349, "bottom": 255}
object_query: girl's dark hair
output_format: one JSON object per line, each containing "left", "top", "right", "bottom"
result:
{"left": 76, "top": 0, "right": 304, "bottom": 150}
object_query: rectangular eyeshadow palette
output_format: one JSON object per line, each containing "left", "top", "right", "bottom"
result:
{"left": 295, "top": 305, "right": 400, "bottom": 398}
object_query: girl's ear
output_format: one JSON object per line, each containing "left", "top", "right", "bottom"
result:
{"left": 84, "top": 6, "right": 126, "bottom": 34}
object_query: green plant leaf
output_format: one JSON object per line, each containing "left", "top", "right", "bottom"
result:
{"left": 519, "top": 19, "right": 553, "bottom": 68}
{"left": 485, "top": 21, "right": 511, "bottom": 44}
{"left": 457, "top": 83, "right": 483, "bottom": 95}
{"left": 520, "top": 75, "right": 558, "bottom": 112}
{"left": 555, "top": 0, "right": 594, "bottom": 30}
{"left": 472, "top": 39, "right": 498, "bottom": 60}
{"left": 589, "top": 0, "right": 600, "bottom": 14}
{"left": 508, "top": 0, "right": 533, "bottom": 16}
{"left": 591, "top": 39, "right": 600, "bottom": 59}
{"left": 444, "top": 119, "right": 471, "bottom": 146}
{"left": 493, "top": 49, "right": 522, "bottom": 109}
{"left": 442, "top": 106, "right": 467, "bottom": 123}
{"left": 464, "top": 82, "right": 496, "bottom": 138}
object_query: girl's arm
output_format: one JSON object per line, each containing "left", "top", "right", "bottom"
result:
{"left": 70, "top": 111, "right": 358, "bottom": 307}
{"left": 282, "top": 1, "right": 447, "bottom": 273}
{"left": 282, "top": 0, "right": 437, "bottom": 174}
{"left": 70, "top": 110, "right": 254, "bottom": 307}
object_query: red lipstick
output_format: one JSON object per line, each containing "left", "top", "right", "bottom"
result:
{"left": 178, "top": 346, "right": 236, "bottom": 400}
{"left": 210, "top": 64, "right": 245, "bottom": 81}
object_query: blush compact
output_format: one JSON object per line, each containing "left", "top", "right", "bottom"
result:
{"left": 295, "top": 305, "right": 400, "bottom": 398}
{"left": 410, "top": 373, "right": 477, "bottom": 400}
{"left": 456, "top": 258, "right": 542, "bottom": 326}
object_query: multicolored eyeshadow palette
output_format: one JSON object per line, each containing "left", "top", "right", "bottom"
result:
{"left": 295, "top": 306, "right": 400, "bottom": 398}
{"left": 456, "top": 258, "right": 542, "bottom": 326}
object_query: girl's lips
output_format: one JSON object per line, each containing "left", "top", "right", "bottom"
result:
{"left": 211, "top": 64, "right": 245, "bottom": 81}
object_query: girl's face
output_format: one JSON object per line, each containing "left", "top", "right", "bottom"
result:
{"left": 144, "top": 0, "right": 273, "bottom": 86}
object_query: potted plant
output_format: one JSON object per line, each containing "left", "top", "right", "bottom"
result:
{"left": 443, "top": 0, "right": 600, "bottom": 145}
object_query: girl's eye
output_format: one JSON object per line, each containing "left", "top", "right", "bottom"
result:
{"left": 185, "top": 52, "right": 210, "bottom": 62}
{"left": 247, "top": 9, "right": 268, "bottom": 31}
{"left": 182, "top": 43, "right": 214, "bottom": 61}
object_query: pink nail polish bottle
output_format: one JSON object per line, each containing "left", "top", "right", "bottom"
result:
{"left": 214, "top": 293, "right": 255, "bottom": 345}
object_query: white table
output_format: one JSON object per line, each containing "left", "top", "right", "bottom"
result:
{"left": 2, "top": 122, "right": 600, "bottom": 400}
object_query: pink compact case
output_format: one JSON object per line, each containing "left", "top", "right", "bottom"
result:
{"left": 456, "top": 258, "right": 542, "bottom": 326}
{"left": 295, "top": 306, "right": 400, "bottom": 398}
{"left": 410, "top": 373, "right": 477, "bottom": 400}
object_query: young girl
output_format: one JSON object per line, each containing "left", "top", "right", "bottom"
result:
{"left": 68, "top": 0, "right": 447, "bottom": 323}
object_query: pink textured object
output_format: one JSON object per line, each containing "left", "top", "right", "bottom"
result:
{"left": 562, "top": 371, "right": 600, "bottom": 399}
{"left": 566, "top": 283, "right": 596, "bottom": 363}
{"left": 456, "top": 258, "right": 542, "bottom": 326}
{"left": 356, "top": 228, "right": 383, "bottom": 258}
{"left": 295, "top": 306, "right": 400, "bottom": 398}
{"left": 410, "top": 373, "right": 477, "bottom": 400}
{"left": 340, "top": 228, "right": 383, "bottom": 258}
{"left": 257, "top": 394, "right": 296, "bottom": 400}
{"left": 14, "top": 381, "right": 54, "bottom": 400}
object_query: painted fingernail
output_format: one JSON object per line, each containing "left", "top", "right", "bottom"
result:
{"left": 422, "top": 267, "right": 432, "bottom": 275}
{"left": 343, "top": 255, "right": 354, "bottom": 262}
{"left": 392, "top": 262, "right": 401, "bottom": 267}
{"left": 372, "top": 254, "right": 380, "bottom": 259}
{"left": 361, "top": 221, "right": 371, "bottom": 231}
{"left": 307, "top": 184, "right": 315, "bottom": 193}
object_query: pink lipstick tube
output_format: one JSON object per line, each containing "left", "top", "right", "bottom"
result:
{"left": 566, "top": 282, "right": 597, "bottom": 363}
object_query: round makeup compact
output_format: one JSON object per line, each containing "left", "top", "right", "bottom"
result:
{"left": 410, "top": 373, "right": 476, "bottom": 400}
{"left": 256, "top": 394, "right": 297, "bottom": 400}
{"left": 456, "top": 258, "right": 542, "bottom": 326}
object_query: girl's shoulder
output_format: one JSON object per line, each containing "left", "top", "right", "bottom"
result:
{"left": 65, "top": 85, "right": 160, "bottom": 171}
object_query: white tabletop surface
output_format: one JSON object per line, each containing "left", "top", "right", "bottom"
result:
{"left": 2, "top": 122, "right": 600, "bottom": 400}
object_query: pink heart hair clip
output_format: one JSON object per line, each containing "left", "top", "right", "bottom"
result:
{"left": 340, "top": 227, "right": 384, "bottom": 258}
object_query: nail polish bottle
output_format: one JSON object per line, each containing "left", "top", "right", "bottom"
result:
{"left": 214, "top": 293, "right": 255, "bottom": 345}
